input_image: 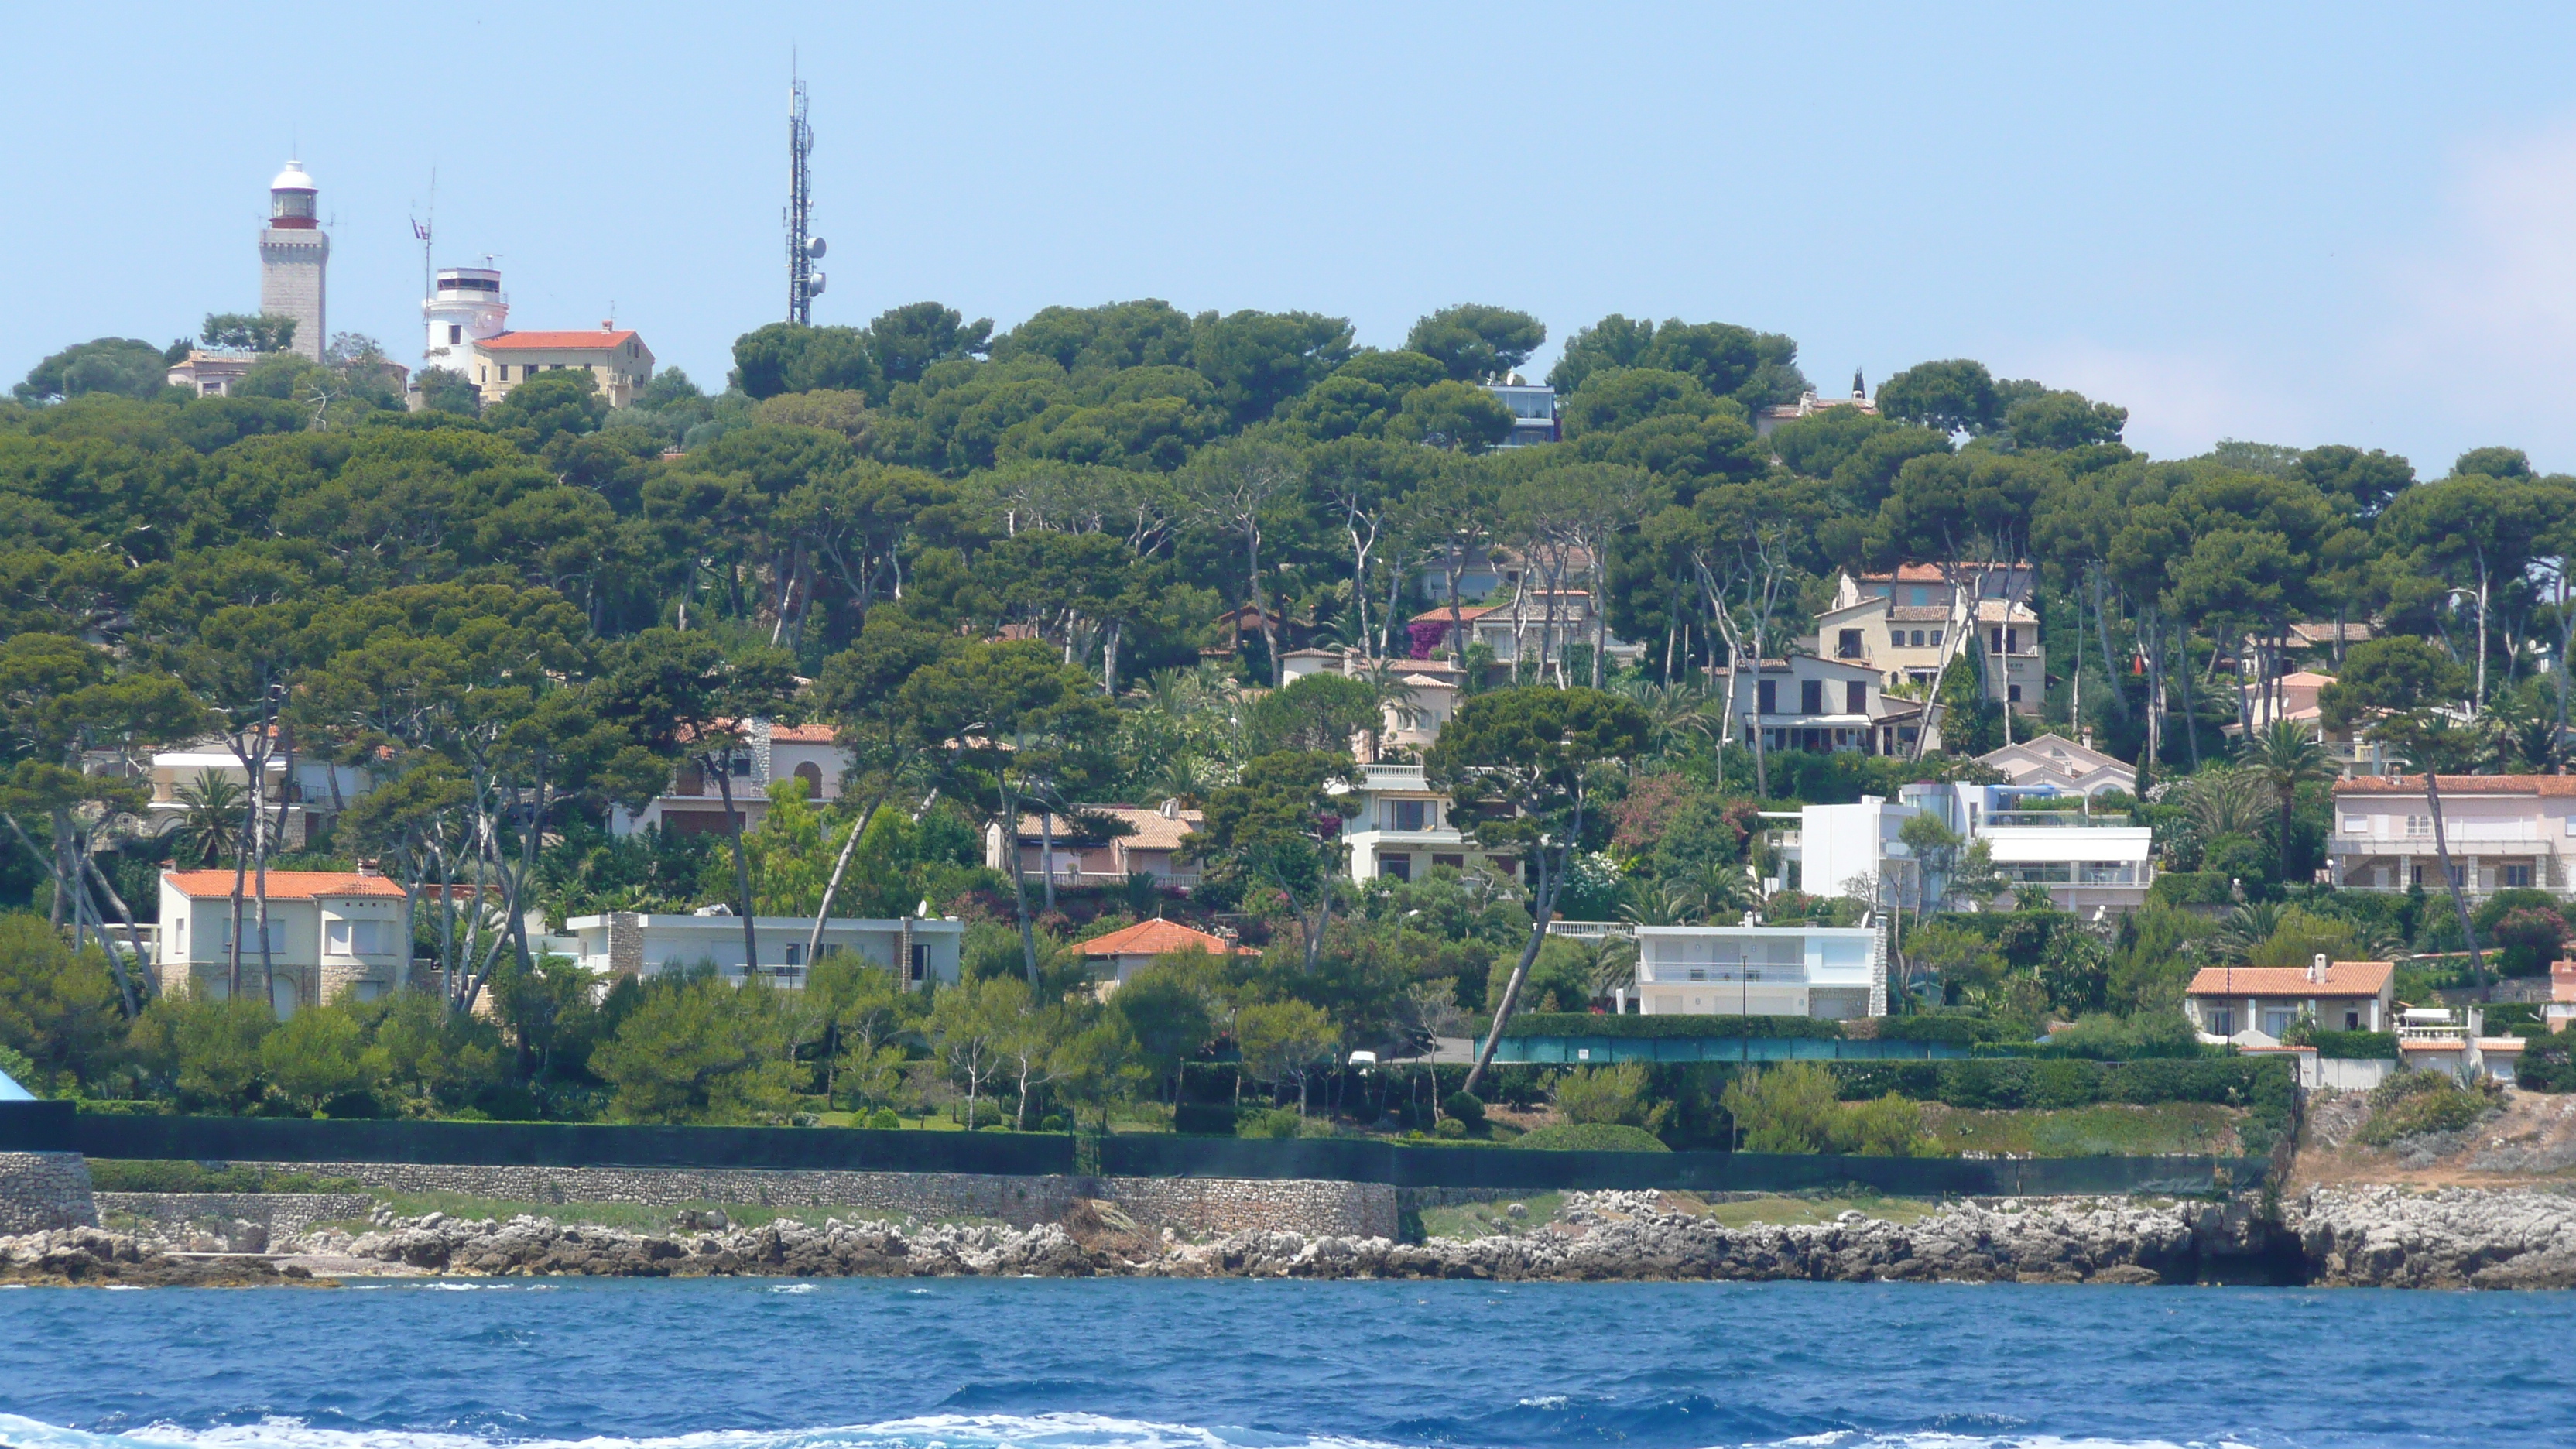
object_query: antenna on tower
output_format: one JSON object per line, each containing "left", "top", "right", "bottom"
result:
{"left": 411, "top": 168, "right": 437, "bottom": 303}
{"left": 786, "top": 53, "right": 824, "bottom": 325}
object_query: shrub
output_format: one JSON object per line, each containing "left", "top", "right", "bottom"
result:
{"left": 83, "top": 1160, "right": 361, "bottom": 1194}
{"left": 1550, "top": 1064, "right": 1667, "bottom": 1131}
{"left": 2355, "top": 1070, "right": 2494, "bottom": 1147}
{"left": 1242, "top": 1107, "right": 1305, "bottom": 1139}
{"left": 1432, "top": 1117, "right": 1468, "bottom": 1140}
{"left": 2303, "top": 1030, "right": 2398, "bottom": 1060}
{"left": 1875, "top": 1015, "right": 1991, "bottom": 1045}
{"left": 865, "top": 1108, "right": 902, "bottom": 1130}
{"left": 1512, "top": 1122, "right": 1669, "bottom": 1152}
{"left": 1721, "top": 1062, "right": 1927, "bottom": 1156}
{"left": 1441, "top": 1091, "right": 1486, "bottom": 1128}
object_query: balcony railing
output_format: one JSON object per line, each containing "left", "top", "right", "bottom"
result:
{"left": 1638, "top": 964, "right": 1808, "bottom": 985}
{"left": 1986, "top": 811, "right": 2120, "bottom": 828}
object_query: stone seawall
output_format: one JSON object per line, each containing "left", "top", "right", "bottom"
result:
{"left": 217, "top": 1161, "right": 1397, "bottom": 1241}
{"left": 0, "top": 1153, "right": 96, "bottom": 1233}
{"left": 95, "top": 1193, "right": 375, "bottom": 1250}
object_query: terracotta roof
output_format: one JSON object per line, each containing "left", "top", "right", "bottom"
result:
{"left": 1079, "top": 918, "right": 1252, "bottom": 958}
{"left": 2290, "top": 621, "right": 2373, "bottom": 645}
{"left": 1015, "top": 806, "right": 1202, "bottom": 852}
{"left": 2335, "top": 775, "right": 2576, "bottom": 798}
{"left": 1411, "top": 604, "right": 1502, "bottom": 624}
{"left": 479, "top": 330, "right": 641, "bottom": 351}
{"left": 1887, "top": 606, "right": 1951, "bottom": 622}
{"left": 766, "top": 723, "right": 838, "bottom": 743}
{"left": 2184, "top": 961, "right": 2395, "bottom": 998}
{"left": 163, "top": 869, "right": 405, "bottom": 899}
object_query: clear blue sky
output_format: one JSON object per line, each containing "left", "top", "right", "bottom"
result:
{"left": 10, "top": 3, "right": 2576, "bottom": 474}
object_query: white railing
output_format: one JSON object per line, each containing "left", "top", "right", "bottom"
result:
{"left": 1638, "top": 964, "right": 1808, "bottom": 985}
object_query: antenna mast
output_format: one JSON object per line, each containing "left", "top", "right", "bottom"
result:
{"left": 786, "top": 60, "right": 824, "bottom": 324}
{"left": 412, "top": 168, "right": 437, "bottom": 302}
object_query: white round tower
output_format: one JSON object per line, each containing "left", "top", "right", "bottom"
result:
{"left": 423, "top": 266, "right": 509, "bottom": 380}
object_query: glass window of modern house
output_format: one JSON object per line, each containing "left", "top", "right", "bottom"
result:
{"left": 1382, "top": 854, "right": 1412, "bottom": 882}
{"left": 2208, "top": 1008, "right": 2235, "bottom": 1034}
{"left": 1390, "top": 799, "right": 1427, "bottom": 831}
{"left": 1838, "top": 629, "right": 1864, "bottom": 658}
{"left": 2506, "top": 864, "right": 2536, "bottom": 889}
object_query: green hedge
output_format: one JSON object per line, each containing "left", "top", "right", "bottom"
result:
{"left": 2305, "top": 1030, "right": 2399, "bottom": 1060}
{"left": 1504, "top": 1013, "right": 1844, "bottom": 1040}
{"left": 1829, "top": 1057, "right": 2297, "bottom": 1155}
{"left": 1511, "top": 1122, "right": 1670, "bottom": 1152}
{"left": 1876, "top": 1016, "right": 1990, "bottom": 1046}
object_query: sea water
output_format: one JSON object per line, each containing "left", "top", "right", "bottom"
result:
{"left": 0, "top": 1278, "right": 2564, "bottom": 1449}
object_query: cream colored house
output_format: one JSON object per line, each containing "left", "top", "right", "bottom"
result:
{"left": 2329, "top": 774, "right": 2576, "bottom": 898}
{"left": 1277, "top": 648, "right": 1464, "bottom": 755}
{"left": 611, "top": 721, "right": 844, "bottom": 838}
{"left": 985, "top": 802, "right": 1207, "bottom": 890}
{"left": 1817, "top": 564, "right": 2043, "bottom": 715}
{"left": 156, "top": 869, "right": 413, "bottom": 1017}
{"left": 471, "top": 326, "right": 654, "bottom": 407}
{"left": 1978, "top": 733, "right": 2135, "bottom": 797}
{"left": 1335, "top": 762, "right": 1516, "bottom": 883}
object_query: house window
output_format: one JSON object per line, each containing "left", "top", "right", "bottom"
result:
{"left": 1800, "top": 680, "right": 1823, "bottom": 714}
{"left": 2263, "top": 1009, "right": 2295, "bottom": 1038}
{"left": 1381, "top": 853, "right": 1412, "bottom": 882}
{"left": 2207, "top": 1007, "right": 2234, "bottom": 1035}
{"left": 784, "top": 943, "right": 804, "bottom": 967}
{"left": 2344, "top": 1010, "right": 2362, "bottom": 1030}
{"left": 2405, "top": 814, "right": 2431, "bottom": 837}
{"left": 1758, "top": 680, "right": 1778, "bottom": 714}
{"left": 909, "top": 944, "right": 929, "bottom": 981}
{"left": 1990, "top": 628, "right": 2004, "bottom": 653}
{"left": 1390, "top": 799, "right": 1427, "bottom": 831}
{"left": 1929, "top": 629, "right": 1943, "bottom": 646}
{"left": 324, "top": 920, "right": 385, "bottom": 956}
{"left": 2342, "top": 815, "right": 2368, "bottom": 834}
{"left": 2506, "top": 864, "right": 2535, "bottom": 889}
{"left": 1909, "top": 630, "right": 1924, "bottom": 647}
{"left": 2008, "top": 684, "right": 2023, "bottom": 704}
{"left": 1433, "top": 853, "right": 1464, "bottom": 869}
{"left": 728, "top": 754, "right": 752, "bottom": 776}
{"left": 1837, "top": 629, "right": 1863, "bottom": 659}
{"left": 1847, "top": 681, "right": 1868, "bottom": 714}
{"left": 447, "top": 324, "right": 462, "bottom": 344}
{"left": 793, "top": 762, "right": 824, "bottom": 795}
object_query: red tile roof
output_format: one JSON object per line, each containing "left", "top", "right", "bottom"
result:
{"left": 1078, "top": 919, "right": 1254, "bottom": 958}
{"left": 479, "top": 330, "right": 640, "bottom": 351}
{"left": 2184, "top": 961, "right": 2395, "bottom": 998}
{"left": 767, "top": 723, "right": 838, "bottom": 742}
{"left": 1410, "top": 604, "right": 1502, "bottom": 623}
{"left": 163, "top": 869, "right": 406, "bottom": 899}
{"left": 2335, "top": 774, "right": 2576, "bottom": 797}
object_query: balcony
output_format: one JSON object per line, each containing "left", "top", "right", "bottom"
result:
{"left": 1986, "top": 810, "right": 2121, "bottom": 828}
{"left": 1638, "top": 964, "right": 1809, "bottom": 985}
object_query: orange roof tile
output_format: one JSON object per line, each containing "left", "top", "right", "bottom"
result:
{"left": 163, "top": 869, "right": 406, "bottom": 900}
{"left": 766, "top": 723, "right": 838, "bottom": 742}
{"left": 2335, "top": 774, "right": 2576, "bottom": 797}
{"left": 1078, "top": 919, "right": 1254, "bottom": 958}
{"left": 479, "top": 330, "right": 641, "bottom": 351}
{"left": 2184, "top": 961, "right": 2394, "bottom": 998}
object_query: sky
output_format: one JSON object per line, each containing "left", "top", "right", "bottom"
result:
{"left": 9, "top": 2, "right": 2576, "bottom": 474}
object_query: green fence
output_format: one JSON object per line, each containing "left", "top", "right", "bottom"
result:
{"left": 0, "top": 1104, "right": 2263, "bottom": 1197}
{"left": 1495, "top": 1036, "right": 1973, "bottom": 1064}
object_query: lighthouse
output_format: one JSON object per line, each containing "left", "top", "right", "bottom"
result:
{"left": 258, "top": 161, "right": 329, "bottom": 363}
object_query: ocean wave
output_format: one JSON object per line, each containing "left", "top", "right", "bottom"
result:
{"left": 0, "top": 1413, "right": 2264, "bottom": 1449}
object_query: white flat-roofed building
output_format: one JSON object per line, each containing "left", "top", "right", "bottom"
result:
{"left": 558, "top": 911, "right": 963, "bottom": 991}
{"left": 1335, "top": 762, "right": 1516, "bottom": 884}
{"left": 1632, "top": 921, "right": 1882, "bottom": 1019}
{"left": 1903, "top": 780, "right": 2154, "bottom": 916}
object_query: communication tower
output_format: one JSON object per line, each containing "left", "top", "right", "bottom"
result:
{"left": 786, "top": 64, "right": 827, "bottom": 324}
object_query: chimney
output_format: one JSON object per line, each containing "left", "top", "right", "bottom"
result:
{"left": 2311, "top": 952, "right": 2328, "bottom": 985}
{"left": 1160, "top": 798, "right": 1180, "bottom": 820}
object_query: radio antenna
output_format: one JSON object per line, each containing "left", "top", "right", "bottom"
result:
{"left": 786, "top": 53, "right": 824, "bottom": 324}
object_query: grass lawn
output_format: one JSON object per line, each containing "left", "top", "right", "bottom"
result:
{"left": 1417, "top": 1192, "right": 1565, "bottom": 1238}
{"left": 1920, "top": 1101, "right": 2244, "bottom": 1157}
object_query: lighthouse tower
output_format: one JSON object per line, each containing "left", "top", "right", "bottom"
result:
{"left": 423, "top": 266, "right": 509, "bottom": 380}
{"left": 257, "top": 161, "right": 329, "bottom": 363}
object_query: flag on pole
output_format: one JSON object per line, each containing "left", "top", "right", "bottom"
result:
{"left": 412, "top": 219, "right": 430, "bottom": 242}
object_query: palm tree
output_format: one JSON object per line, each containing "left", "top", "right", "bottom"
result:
{"left": 2236, "top": 719, "right": 2337, "bottom": 885}
{"left": 169, "top": 773, "right": 244, "bottom": 868}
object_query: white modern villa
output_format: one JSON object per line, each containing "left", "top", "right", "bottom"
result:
{"left": 1630, "top": 920, "right": 1882, "bottom": 1019}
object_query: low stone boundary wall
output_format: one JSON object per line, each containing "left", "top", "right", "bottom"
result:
{"left": 0, "top": 1152, "right": 96, "bottom": 1232}
{"left": 213, "top": 1161, "right": 1396, "bottom": 1241}
{"left": 94, "top": 1192, "right": 375, "bottom": 1249}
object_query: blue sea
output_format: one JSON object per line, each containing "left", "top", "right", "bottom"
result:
{"left": 0, "top": 1279, "right": 2564, "bottom": 1449}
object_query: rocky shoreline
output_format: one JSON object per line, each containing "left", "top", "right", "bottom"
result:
{"left": 14, "top": 1184, "right": 2576, "bottom": 1288}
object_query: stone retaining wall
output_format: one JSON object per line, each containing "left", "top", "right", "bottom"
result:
{"left": 94, "top": 1192, "right": 375, "bottom": 1249}
{"left": 0, "top": 1152, "right": 98, "bottom": 1233}
{"left": 214, "top": 1161, "right": 1396, "bottom": 1241}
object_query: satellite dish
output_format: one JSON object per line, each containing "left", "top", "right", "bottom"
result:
{"left": 807, "top": 271, "right": 826, "bottom": 296}
{"left": 806, "top": 236, "right": 827, "bottom": 259}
